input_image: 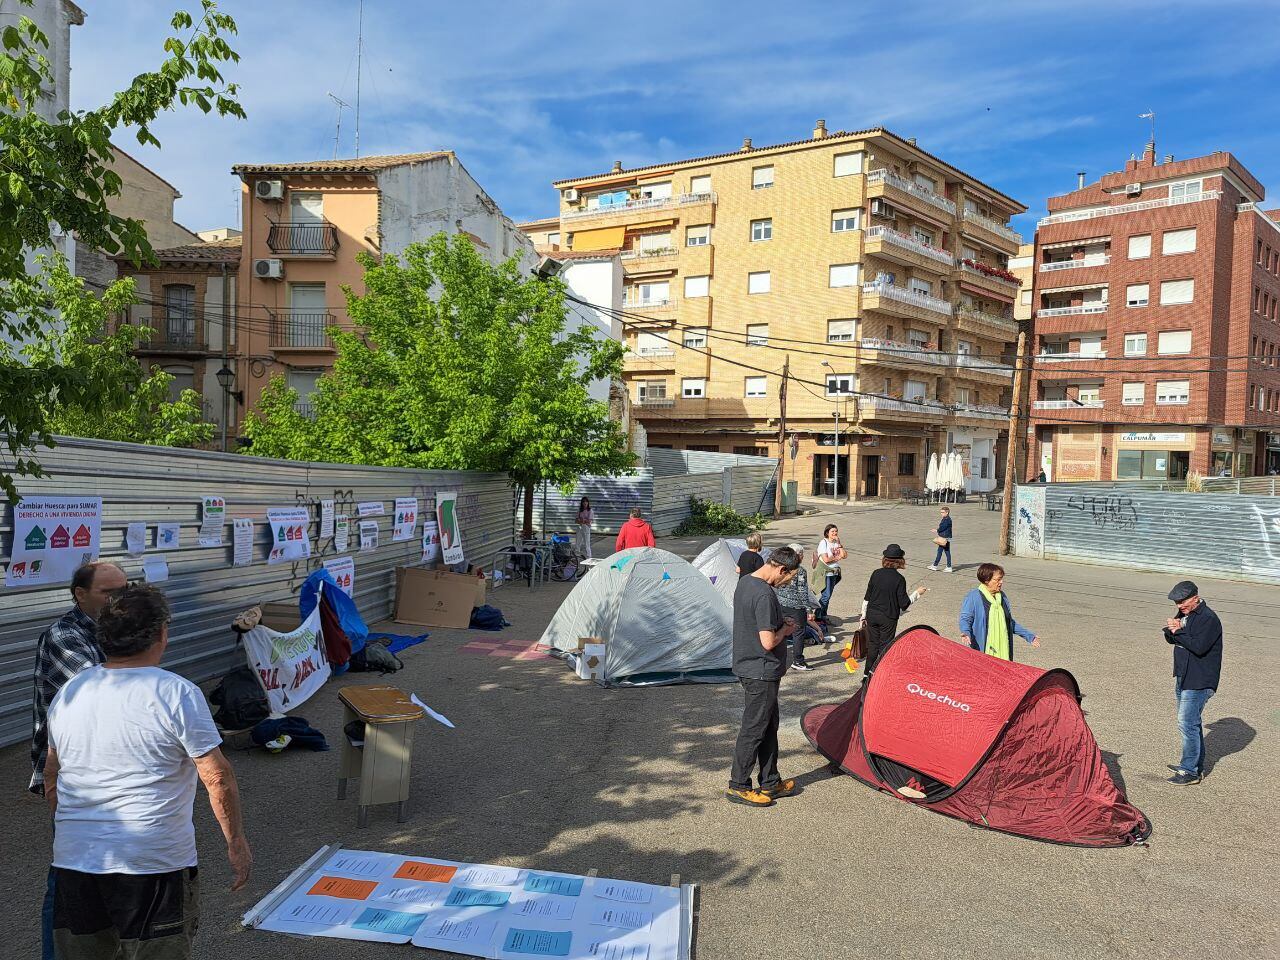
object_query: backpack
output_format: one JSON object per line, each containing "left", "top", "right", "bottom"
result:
{"left": 210, "top": 663, "right": 270, "bottom": 731}
{"left": 469, "top": 604, "right": 510, "bottom": 631}
{"left": 349, "top": 643, "right": 403, "bottom": 674}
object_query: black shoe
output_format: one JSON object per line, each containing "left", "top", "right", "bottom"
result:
{"left": 1167, "top": 771, "right": 1202, "bottom": 786}
{"left": 1167, "top": 764, "right": 1205, "bottom": 777}
{"left": 790, "top": 659, "right": 811, "bottom": 671}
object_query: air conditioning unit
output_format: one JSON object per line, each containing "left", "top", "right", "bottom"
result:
{"left": 253, "top": 258, "right": 284, "bottom": 279}
{"left": 255, "top": 179, "right": 285, "bottom": 200}
{"left": 870, "top": 198, "right": 895, "bottom": 218}
{"left": 1125, "top": 182, "right": 1142, "bottom": 196}
{"left": 563, "top": 187, "right": 579, "bottom": 202}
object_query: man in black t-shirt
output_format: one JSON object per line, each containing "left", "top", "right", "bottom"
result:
{"left": 727, "top": 545, "right": 802, "bottom": 808}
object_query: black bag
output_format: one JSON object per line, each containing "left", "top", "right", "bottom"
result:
{"left": 209, "top": 664, "right": 270, "bottom": 731}
{"left": 348, "top": 643, "right": 403, "bottom": 674}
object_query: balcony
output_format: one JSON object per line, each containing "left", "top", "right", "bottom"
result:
{"left": 959, "top": 208, "right": 1022, "bottom": 249}
{"left": 620, "top": 246, "right": 679, "bottom": 275}
{"left": 861, "top": 281, "right": 953, "bottom": 321}
{"left": 1038, "top": 190, "right": 1222, "bottom": 227}
{"left": 561, "top": 192, "right": 716, "bottom": 222}
{"left": 858, "top": 396, "right": 947, "bottom": 420}
{"left": 293, "top": 402, "right": 317, "bottom": 420}
{"left": 863, "top": 225, "right": 954, "bottom": 271}
{"left": 953, "top": 354, "right": 1015, "bottom": 381}
{"left": 637, "top": 396, "right": 674, "bottom": 408}
{"left": 621, "top": 294, "right": 679, "bottom": 317}
{"left": 957, "top": 259, "right": 1021, "bottom": 301}
{"left": 859, "top": 337, "right": 950, "bottom": 370}
{"left": 1039, "top": 255, "right": 1110, "bottom": 272}
{"left": 955, "top": 306, "right": 1019, "bottom": 341}
{"left": 619, "top": 247, "right": 678, "bottom": 261}
{"left": 624, "top": 346, "right": 677, "bottom": 372}
{"left": 139, "top": 319, "right": 208, "bottom": 353}
{"left": 270, "top": 310, "right": 336, "bottom": 350}
{"left": 266, "top": 220, "right": 339, "bottom": 257}
{"left": 1035, "top": 303, "right": 1108, "bottom": 319}
{"left": 953, "top": 403, "right": 1011, "bottom": 422}
{"left": 1033, "top": 399, "right": 1104, "bottom": 410}
{"left": 866, "top": 169, "right": 957, "bottom": 216}
{"left": 1036, "top": 351, "right": 1106, "bottom": 363}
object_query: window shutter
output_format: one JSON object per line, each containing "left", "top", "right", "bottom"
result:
{"left": 690, "top": 175, "right": 711, "bottom": 195}
{"left": 1126, "top": 283, "right": 1149, "bottom": 306}
{"left": 833, "top": 152, "right": 864, "bottom": 177}
{"left": 829, "top": 263, "right": 859, "bottom": 287}
{"left": 1157, "top": 330, "right": 1192, "bottom": 354}
{"left": 827, "top": 319, "right": 856, "bottom": 341}
{"left": 1128, "top": 234, "right": 1151, "bottom": 259}
{"left": 1162, "top": 228, "right": 1197, "bottom": 255}
{"left": 1122, "top": 382, "right": 1144, "bottom": 404}
{"left": 1160, "top": 279, "right": 1194, "bottom": 305}
{"left": 752, "top": 166, "right": 774, "bottom": 187}
{"left": 684, "top": 276, "right": 709, "bottom": 298}
{"left": 748, "top": 272, "right": 771, "bottom": 294}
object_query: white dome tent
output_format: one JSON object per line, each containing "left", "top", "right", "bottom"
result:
{"left": 691, "top": 538, "right": 771, "bottom": 608}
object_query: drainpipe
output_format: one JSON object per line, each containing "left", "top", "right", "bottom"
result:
{"left": 220, "top": 261, "right": 230, "bottom": 452}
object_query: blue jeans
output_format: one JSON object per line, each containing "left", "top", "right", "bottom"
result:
{"left": 933, "top": 542, "right": 952, "bottom": 567}
{"left": 1175, "top": 681, "right": 1214, "bottom": 774}
{"left": 818, "top": 572, "right": 839, "bottom": 619}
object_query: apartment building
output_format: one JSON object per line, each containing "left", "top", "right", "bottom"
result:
{"left": 1028, "top": 146, "right": 1280, "bottom": 481}
{"left": 228, "top": 152, "right": 537, "bottom": 418}
{"left": 1010, "top": 243, "right": 1035, "bottom": 324}
{"left": 545, "top": 124, "right": 1026, "bottom": 498}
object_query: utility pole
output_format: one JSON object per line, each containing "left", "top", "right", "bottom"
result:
{"left": 774, "top": 354, "right": 789, "bottom": 517}
{"left": 999, "top": 329, "right": 1028, "bottom": 556}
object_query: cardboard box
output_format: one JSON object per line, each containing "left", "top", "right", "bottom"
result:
{"left": 575, "top": 642, "right": 608, "bottom": 682}
{"left": 573, "top": 636, "right": 604, "bottom": 653}
{"left": 394, "top": 567, "right": 483, "bottom": 628}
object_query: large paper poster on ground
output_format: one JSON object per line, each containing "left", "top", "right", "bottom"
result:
{"left": 436, "top": 491, "right": 465, "bottom": 565}
{"left": 5, "top": 497, "right": 103, "bottom": 587}
{"left": 243, "top": 604, "right": 330, "bottom": 713}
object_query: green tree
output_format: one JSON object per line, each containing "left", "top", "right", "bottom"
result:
{"left": 1, "top": 0, "right": 242, "bottom": 498}
{"left": 244, "top": 234, "right": 634, "bottom": 532}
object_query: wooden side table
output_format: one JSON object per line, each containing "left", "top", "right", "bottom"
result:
{"left": 337, "top": 685, "right": 425, "bottom": 826}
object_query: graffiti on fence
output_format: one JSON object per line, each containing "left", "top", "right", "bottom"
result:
{"left": 1065, "top": 493, "right": 1139, "bottom": 531}
{"left": 1244, "top": 504, "right": 1280, "bottom": 577}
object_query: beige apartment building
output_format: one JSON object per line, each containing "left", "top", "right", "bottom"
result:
{"left": 544, "top": 124, "right": 1026, "bottom": 498}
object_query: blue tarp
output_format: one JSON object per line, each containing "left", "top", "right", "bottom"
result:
{"left": 300, "top": 569, "right": 369, "bottom": 658}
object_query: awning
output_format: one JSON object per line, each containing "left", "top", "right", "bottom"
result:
{"left": 1039, "top": 280, "right": 1108, "bottom": 294}
{"left": 1041, "top": 236, "right": 1108, "bottom": 251}
{"left": 624, "top": 219, "right": 677, "bottom": 232}
{"left": 571, "top": 225, "right": 626, "bottom": 251}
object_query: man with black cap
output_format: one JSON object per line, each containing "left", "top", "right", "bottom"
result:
{"left": 1162, "top": 580, "right": 1223, "bottom": 785}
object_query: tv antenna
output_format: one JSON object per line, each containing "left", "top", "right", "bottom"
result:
{"left": 354, "top": 0, "right": 364, "bottom": 158}
{"left": 1138, "top": 109, "right": 1156, "bottom": 153}
{"left": 326, "top": 92, "right": 350, "bottom": 160}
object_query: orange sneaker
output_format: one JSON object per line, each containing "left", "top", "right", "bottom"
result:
{"left": 725, "top": 788, "right": 775, "bottom": 807}
{"left": 844, "top": 657, "right": 860, "bottom": 674}
{"left": 760, "top": 779, "right": 797, "bottom": 799}
{"left": 839, "top": 643, "right": 853, "bottom": 660}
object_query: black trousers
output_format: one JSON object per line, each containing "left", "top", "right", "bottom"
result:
{"left": 729, "top": 677, "right": 782, "bottom": 791}
{"left": 864, "top": 616, "right": 899, "bottom": 678}
{"left": 782, "top": 606, "right": 806, "bottom": 662}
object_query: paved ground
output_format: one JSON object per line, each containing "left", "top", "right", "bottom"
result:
{"left": 1, "top": 500, "right": 1276, "bottom": 959}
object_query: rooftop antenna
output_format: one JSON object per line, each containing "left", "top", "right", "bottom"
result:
{"left": 326, "top": 92, "right": 350, "bottom": 160}
{"left": 354, "top": 0, "right": 364, "bottom": 158}
{"left": 1138, "top": 109, "right": 1156, "bottom": 155}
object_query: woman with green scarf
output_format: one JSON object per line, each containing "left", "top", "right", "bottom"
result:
{"left": 958, "top": 563, "right": 1041, "bottom": 660}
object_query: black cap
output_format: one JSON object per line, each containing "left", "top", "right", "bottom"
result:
{"left": 883, "top": 543, "right": 905, "bottom": 560}
{"left": 1168, "top": 580, "right": 1199, "bottom": 602}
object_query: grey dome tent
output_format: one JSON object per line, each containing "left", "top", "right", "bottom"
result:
{"left": 540, "top": 547, "right": 734, "bottom": 686}
{"left": 692, "top": 538, "right": 771, "bottom": 608}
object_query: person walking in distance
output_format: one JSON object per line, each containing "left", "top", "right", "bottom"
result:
{"left": 574, "top": 497, "right": 594, "bottom": 560}
{"left": 44, "top": 584, "right": 251, "bottom": 957}
{"left": 959, "top": 564, "right": 1041, "bottom": 661}
{"left": 814, "top": 524, "right": 847, "bottom": 623}
{"left": 615, "top": 506, "right": 656, "bottom": 551}
{"left": 1162, "top": 580, "right": 1223, "bottom": 786}
{"left": 726, "top": 546, "right": 803, "bottom": 807}
{"left": 736, "top": 532, "right": 765, "bottom": 577}
{"left": 860, "top": 544, "right": 926, "bottom": 681}
{"left": 929, "top": 506, "right": 954, "bottom": 572}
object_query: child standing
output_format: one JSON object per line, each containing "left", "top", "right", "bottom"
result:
{"left": 929, "top": 506, "right": 953, "bottom": 572}
{"left": 575, "top": 497, "right": 594, "bottom": 559}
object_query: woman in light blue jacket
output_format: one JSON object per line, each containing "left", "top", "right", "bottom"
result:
{"left": 958, "top": 563, "right": 1041, "bottom": 661}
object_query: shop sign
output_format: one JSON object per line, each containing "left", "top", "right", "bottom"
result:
{"left": 1119, "top": 431, "right": 1185, "bottom": 443}
{"left": 1267, "top": 433, "right": 1280, "bottom": 448}
{"left": 1211, "top": 429, "right": 1233, "bottom": 447}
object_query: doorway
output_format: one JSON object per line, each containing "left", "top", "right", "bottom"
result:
{"left": 811, "top": 454, "right": 849, "bottom": 497}
{"left": 862, "top": 454, "right": 880, "bottom": 498}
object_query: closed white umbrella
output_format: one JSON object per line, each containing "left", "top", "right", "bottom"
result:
{"left": 925, "top": 452, "right": 939, "bottom": 493}
{"left": 947, "top": 451, "right": 963, "bottom": 499}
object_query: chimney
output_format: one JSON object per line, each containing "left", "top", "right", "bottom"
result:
{"left": 741, "top": 137, "right": 753, "bottom": 151}
{"left": 1164, "top": 154, "right": 1174, "bottom": 164}
{"left": 1125, "top": 152, "right": 1138, "bottom": 173}
{"left": 812, "top": 119, "right": 827, "bottom": 139}
{"left": 611, "top": 160, "right": 623, "bottom": 173}
{"left": 1076, "top": 171, "right": 1086, "bottom": 189}
{"left": 907, "top": 137, "right": 917, "bottom": 145}
{"left": 1141, "top": 141, "right": 1156, "bottom": 167}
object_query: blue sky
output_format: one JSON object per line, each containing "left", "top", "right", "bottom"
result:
{"left": 70, "top": 0, "right": 1280, "bottom": 239}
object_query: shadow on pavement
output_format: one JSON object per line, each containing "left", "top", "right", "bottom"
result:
{"left": 1203, "top": 717, "right": 1256, "bottom": 776}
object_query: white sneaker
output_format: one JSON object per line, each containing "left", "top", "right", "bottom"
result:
{"left": 928, "top": 565, "right": 938, "bottom": 571}
{"left": 944, "top": 567, "right": 953, "bottom": 573}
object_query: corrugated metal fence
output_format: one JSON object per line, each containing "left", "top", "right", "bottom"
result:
{"left": 1010, "top": 482, "right": 1280, "bottom": 585}
{"left": 0, "top": 438, "right": 512, "bottom": 748}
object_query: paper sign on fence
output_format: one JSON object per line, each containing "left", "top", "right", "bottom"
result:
{"left": 267, "top": 507, "right": 312, "bottom": 565}
{"left": 157, "top": 522, "right": 180, "bottom": 550}
{"left": 334, "top": 515, "right": 350, "bottom": 553}
{"left": 126, "top": 522, "right": 147, "bottom": 557}
{"left": 4, "top": 497, "right": 102, "bottom": 587}
{"left": 232, "top": 518, "right": 254, "bottom": 567}
{"left": 199, "top": 496, "right": 226, "bottom": 546}
{"left": 324, "top": 556, "right": 355, "bottom": 597}
{"left": 358, "top": 501, "right": 384, "bottom": 517}
{"left": 359, "top": 520, "right": 379, "bottom": 552}
{"left": 392, "top": 497, "right": 417, "bottom": 542}
{"left": 319, "top": 499, "right": 335, "bottom": 539}
{"left": 242, "top": 604, "right": 329, "bottom": 713}
{"left": 142, "top": 555, "right": 169, "bottom": 583}
{"left": 436, "top": 491, "right": 465, "bottom": 565}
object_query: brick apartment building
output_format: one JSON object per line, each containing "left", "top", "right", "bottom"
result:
{"left": 1029, "top": 145, "right": 1280, "bottom": 480}
{"left": 538, "top": 124, "right": 1026, "bottom": 499}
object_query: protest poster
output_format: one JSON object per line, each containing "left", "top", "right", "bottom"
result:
{"left": 5, "top": 497, "right": 102, "bottom": 587}
{"left": 142, "top": 554, "right": 169, "bottom": 583}
{"left": 126, "top": 522, "right": 147, "bottom": 557}
{"left": 359, "top": 521, "right": 379, "bottom": 552}
{"left": 334, "top": 515, "right": 350, "bottom": 553}
{"left": 267, "top": 507, "right": 313, "bottom": 565}
{"left": 358, "top": 501, "right": 385, "bottom": 517}
{"left": 324, "top": 556, "right": 355, "bottom": 597}
{"left": 241, "top": 604, "right": 329, "bottom": 713}
{"left": 232, "top": 518, "right": 254, "bottom": 567}
{"left": 436, "top": 491, "right": 465, "bottom": 565}
{"left": 420, "top": 520, "right": 439, "bottom": 564}
{"left": 199, "top": 495, "right": 226, "bottom": 546}
{"left": 319, "top": 499, "right": 335, "bottom": 539}
{"left": 157, "top": 522, "right": 180, "bottom": 550}
{"left": 392, "top": 497, "right": 417, "bottom": 542}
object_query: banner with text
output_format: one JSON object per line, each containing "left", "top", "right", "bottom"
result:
{"left": 242, "top": 603, "right": 329, "bottom": 713}
{"left": 267, "top": 507, "right": 313, "bottom": 565}
{"left": 436, "top": 491, "right": 465, "bottom": 565}
{"left": 5, "top": 497, "right": 103, "bottom": 587}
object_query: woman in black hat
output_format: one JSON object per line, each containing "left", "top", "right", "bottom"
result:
{"left": 859, "top": 543, "right": 928, "bottom": 680}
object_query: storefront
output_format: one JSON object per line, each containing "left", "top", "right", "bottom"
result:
{"left": 1115, "top": 430, "right": 1192, "bottom": 481}
{"left": 948, "top": 428, "right": 998, "bottom": 493}
{"left": 1209, "top": 428, "right": 1241, "bottom": 477}
{"left": 1267, "top": 433, "right": 1280, "bottom": 475}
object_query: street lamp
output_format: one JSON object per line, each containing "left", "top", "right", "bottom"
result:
{"left": 821, "top": 361, "right": 840, "bottom": 500}
{"left": 215, "top": 364, "right": 243, "bottom": 454}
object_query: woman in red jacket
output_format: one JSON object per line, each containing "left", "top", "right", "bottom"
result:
{"left": 615, "top": 507, "right": 656, "bottom": 551}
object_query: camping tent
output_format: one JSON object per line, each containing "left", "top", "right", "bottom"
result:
{"left": 802, "top": 626, "right": 1151, "bottom": 846}
{"left": 540, "top": 547, "right": 734, "bottom": 685}
{"left": 691, "top": 538, "right": 771, "bottom": 607}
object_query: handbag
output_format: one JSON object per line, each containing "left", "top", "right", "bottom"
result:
{"left": 932, "top": 535, "right": 949, "bottom": 547}
{"left": 849, "top": 627, "right": 867, "bottom": 661}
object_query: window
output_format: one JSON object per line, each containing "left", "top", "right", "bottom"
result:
{"left": 287, "top": 369, "right": 322, "bottom": 412}
{"left": 898, "top": 452, "right": 916, "bottom": 476}
{"left": 913, "top": 227, "right": 935, "bottom": 246}
{"left": 684, "top": 275, "right": 709, "bottom": 298}
{"left": 547, "top": 232, "right": 560, "bottom": 247}
{"left": 744, "top": 376, "right": 767, "bottom": 398}
{"left": 1155, "top": 380, "right": 1190, "bottom": 404}
{"left": 637, "top": 380, "right": 667, "bottom": 402}
{"left": 1122, "top": 382, "right": 1145, "bottom": 405}
{"left": 962, "top": 245, "right": 980, "bottom": 262}
{"left": 1162, "top": 227, "right": 1197, "bottom": 255}
{"left": 913, "top": 173, "right": 937, "bottom": 192}
{"left": 909, "top": 277, "right": 933, "bottom": 297}
{"left": 635, "top": 332, "right": 666, "bottom": 354}
{"left": 686, "top": 444, "right": 719, "bottom": 453}
{"left": 1128, "top": 234, "right": 1151, "bottom": 259}
{"left": 825, "top": 373, "right": 855, "bottom": 396}
{"left": 686, "top": 224, "right": 710, "bottom": 247}
{"left": 288, "top": 192, "right": 325, "bottom": 251}
{"left": 903, "top": 379, "right": 928, "bottom": 402}
{"left": 751, "top": 218, "right": 773, "bottom": 242}
{"left": 1126, "top": 283, "right": 1149, "bottom": 307}
{"left": 748, "top": 271, "right": 771, "bottom": 294}
{"left": 1169, "top": 179, "right": 1203, "bottom": 201}
{"left": 833, "top": 151, "right": 864, "bottom": 177}
{"left": 633, "top": 280, "right": 670, "bottom": 305}
{"left": 829, "top": 263, "right": 860, "bottom": 287}
{"left": 746, "top": 324, "right": 769, "bottom": 346}
{"left": 1076, "top": 383, "right": 1102, "bottom": 404}
{"left": 827, "top": 319, "right": 856, "bottom": 342}
{"left": 637, "top": 231, "right": 672, "bottom": 252}
{"left": 683, "top": 327, "right": 707, "bottom": 348}
{"left": 160, "top": 364, "right": 195, "bottom": 404}
{"left": 681, "top": 378, "right": 706, "bottom": 398}
{"left": 832, "top": 208, "right": 860, "bottom": 232}
{"left": 638, "top": 181, "right": 672, "bottom": 200}
{"left": 1020, "top": 290, "right": 1033, "bottom": 306}
{"left": 163, "top": 284, "right": 196, "bottom": 344}
{"left": 1124, "top": 333, "right": 1147, "bottom": 356}
{"left": 286, "top": 282, "right": 328, "bottom": 346}
{"left": 1117, "top": 450, "right": 1142, "bottom": 479}
{"left": 1157, "top": 330, "right": 1192, "bottom": 355}
{"left": 689, "top": 175, "right": 711, "bottom": 196}
{"left": 734, "top": 446, "right": 769, "bottom": 457}
{"left": 954, "top": 386, "right": 971, "bottom": 405}
{"left": 1160, "top": 279, "right": 1194, "bottom": 305}
{"left": 752, "top": 165, "right": 774, "bottom": 189}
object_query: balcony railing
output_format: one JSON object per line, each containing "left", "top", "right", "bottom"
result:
{"left": 861, "top": 281, "right": 953, "bottom": 316}
{"left": 622, "top": 294, "right": 677, "bottom": 310}
{"left": 562, "top": 192, "right": 717, "bottom": 222}
{"left": 955, "top": 403, "right": 1012, "bottom": 421}
{"left": 866, "top": 168, "right": 957, "bottom": 215}
{"left": 1036, "top": 351, "right": 1107, "bottom": 363}
{"left": 956, "top": 306, "right": 1019, "bottom": 337}
{"left": 619, "top": 247, "right": 678, "bottom": 261}
{"left": 142, "top": 318, "right": 206, "bottom": 351}
{"left": 959, "top": 260, "right": 1021, "bottom": 289}
{"left": 860, "top": 337, "right": 950, "bottom": 366}
{"left": 270, "top": 310, "right": 335, "bottom": 349}
{"left": 293, "top": 402, "right": 317, "bottom": 420}
{"left": 954, "top": 354, "right": 1015, "bottom": 378}
{"left": 635, "top": 347, "right": 675, "bottom": 357}
{"left": 1033, "top": 399, "right": 1104, "bottom": 410}
{"left": 1038, "top": 190, "right": 1222, "bottom": 226}
{"left": 1040, "top": 255, "right": 1111, "bottom": 272}
{"left": 267, "top": 220, "right": 339, "bottom": 256}
{"left": 960, "top": 208, "right": 1022, "bottom": 245}
{"left": 865, "top": 225, "right": 954, "bottom": 266}
{"left": 1036, "top": 303, "right": 1108, "bottom": 318}
{"left": 859, "top": 396, "right": 946, "bottom": 417}
{"left": 638, "top": 396, "right": 674, "bottom": 408}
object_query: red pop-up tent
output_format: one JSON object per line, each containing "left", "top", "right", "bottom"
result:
{"left": 802, "top": 626, "right": 1151, "bottom": 846}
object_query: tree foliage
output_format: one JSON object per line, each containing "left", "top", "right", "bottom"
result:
{"left": 1, "top": 0, "right": 242, "bottom": 497}
{"left": 244, "top": 234, "right": 634, "bottom": 494}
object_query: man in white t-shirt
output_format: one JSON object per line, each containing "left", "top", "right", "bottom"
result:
{"left": 45, "top": 584, "right": 251, "bottom": 959}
